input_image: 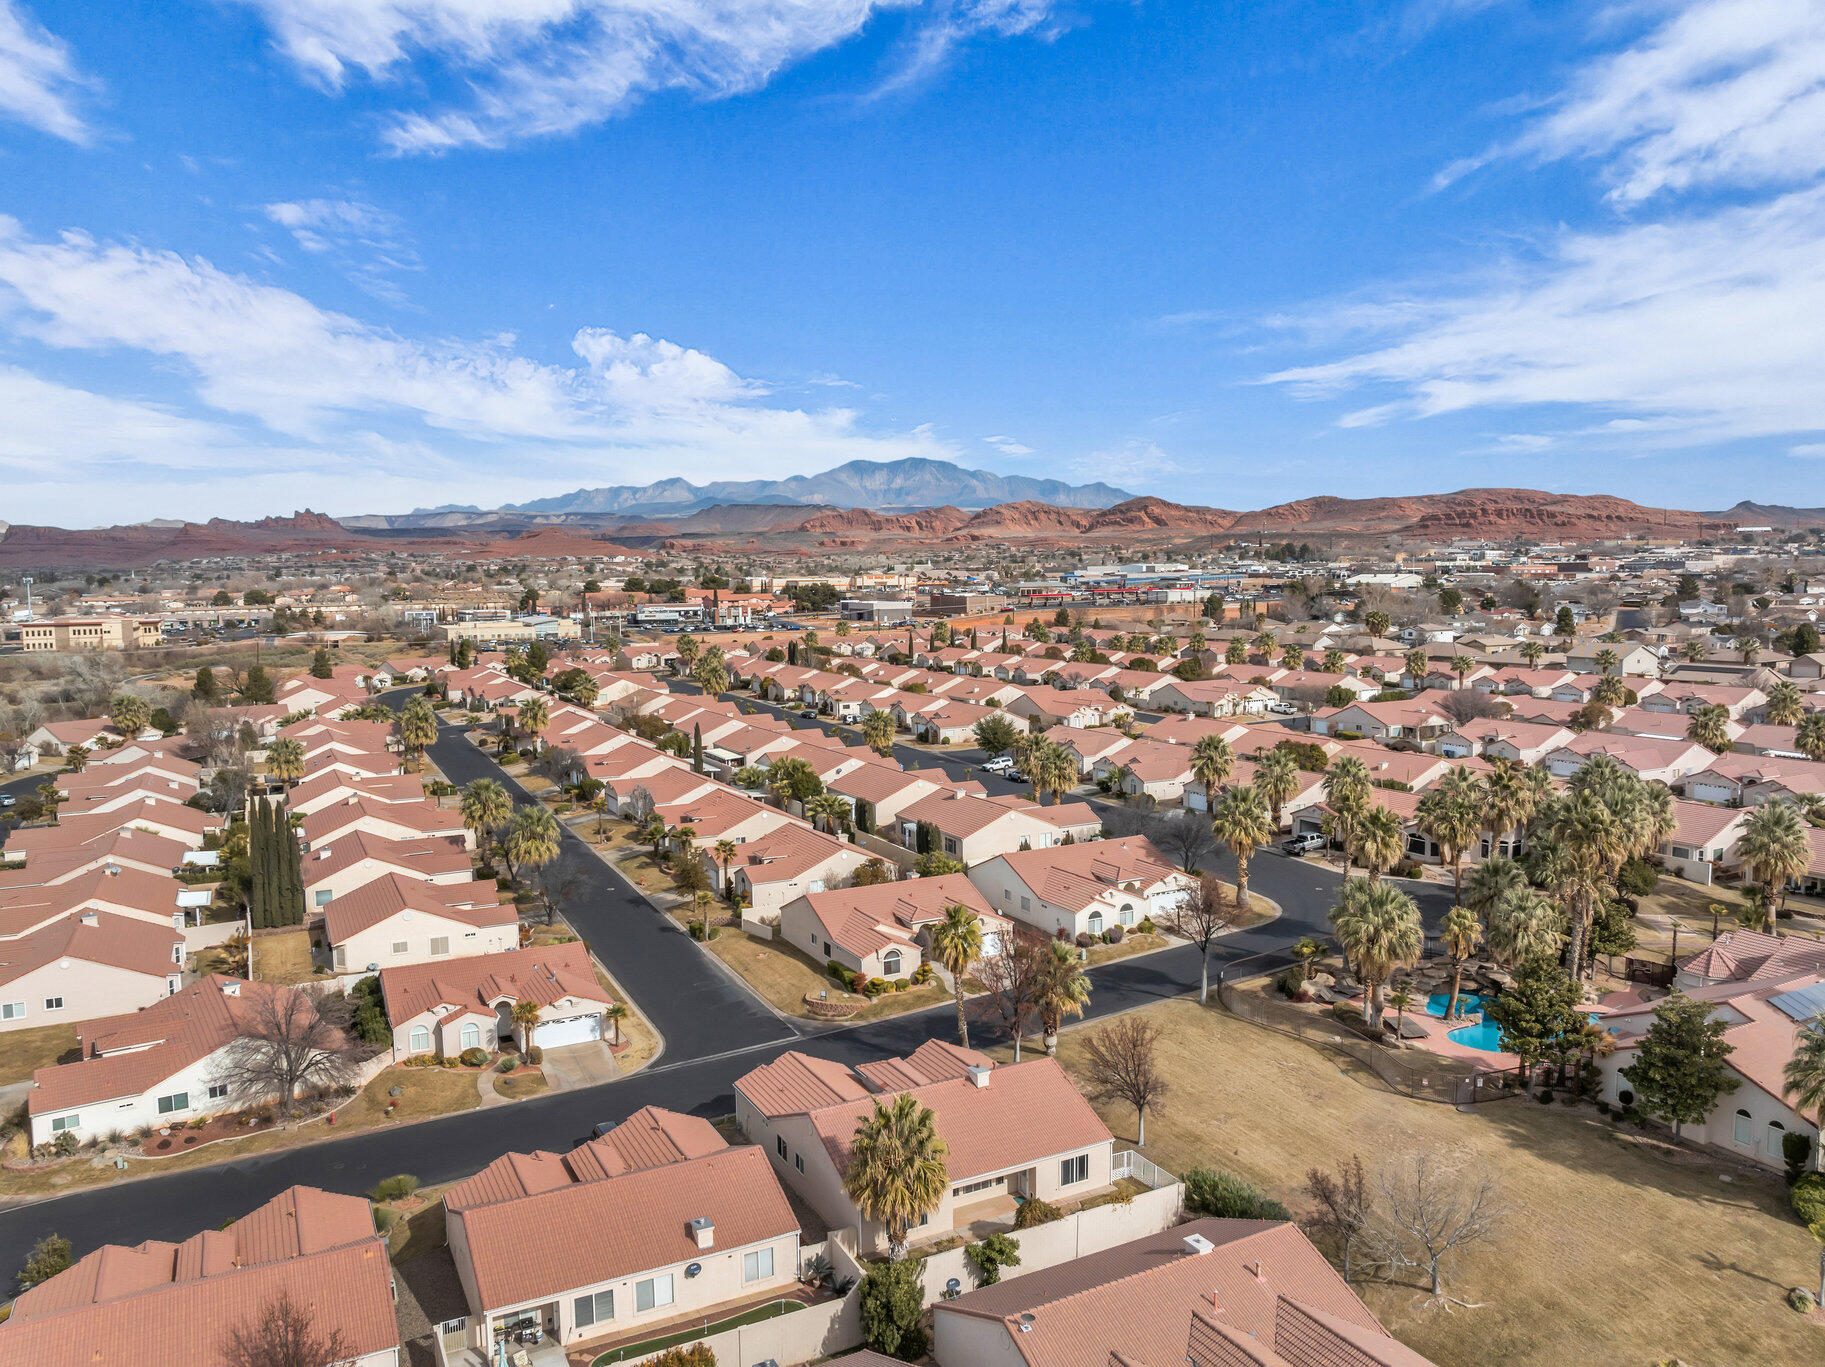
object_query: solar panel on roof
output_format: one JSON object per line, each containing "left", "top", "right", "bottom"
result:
{"left": 1769, "top": 982, "right": 1825, "bottom": 1022}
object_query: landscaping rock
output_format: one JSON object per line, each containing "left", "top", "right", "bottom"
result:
{"left": 1788, "top": 1287, "right": 1817, "bottom": 1314}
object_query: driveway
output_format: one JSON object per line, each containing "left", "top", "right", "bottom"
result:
{"left": 541, "top": 1042, "right": 619, "bottom": 1092}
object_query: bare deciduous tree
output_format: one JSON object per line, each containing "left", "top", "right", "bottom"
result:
{"left": 621, "top": 784, "right": 656, "bottom": 830}
{"left": 215, "top": 986, "right": 360, "bottom": 1118}
{"left": 1438, "top": 690, "right": 1511, "bottom": 726}
{"left": 1143, "top": 810, "right": 1219, "bottom": 874}
{"left": 1169, "top": 875, "right": 1242, "bottom": 1005}
{"left": 532, "top": 861, "right": 583, "bottom": 927}
{"left": 1079, "top": 1015, "right": 1169, "bottom": 1144}
{"left": 971, "top": 927, "right": 1050, "bottom": 1062}
{"left": 1367, "top": 1151, "right": 1506, "bottom": 1301}
{"left": 1304, "top": 1154, "right": 1371, "bottom": 1282}
{"left": 220, "top": 1291, "right": 353, "bottom": 1367}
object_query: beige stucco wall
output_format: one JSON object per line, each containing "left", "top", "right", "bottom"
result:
{"left": 0, "top": 956, "right": 179, "bottom": 1034}
{"left": 331, "top": 910, "right": 516, "bottom": 974}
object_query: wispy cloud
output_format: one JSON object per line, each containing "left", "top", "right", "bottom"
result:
{"left": 983, "top": 433, "right": 1033, "bottom": 457}
{"left": 0, "top": 0, "right": 93, "bottom": 142}
{"left": 228, "top": 0, "right": 1079, "bottom": 153}
{"left": 0, "top": 215, "right": 962, "bottom": 520}
{"left": 262, "top": 196, "right": 421, "bottom": 302}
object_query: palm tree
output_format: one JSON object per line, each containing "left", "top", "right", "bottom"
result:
{"left": 1033, "top": 741, "right": 1080, "bottom": 807}
{"left": 1784, "top": 1020, "right": 1825, "bottom": 1129}
{"left": 589, "top": 792, "right": 610, "bottom": 837}
{"left": 460, "top": 778, "right": 512, "bottom": 858}
{"left": 1593, "top": 647, "right": 1620, "bottom": 677}
{"left": 1415, "top": 770, "right": 1484, "bottom": 904}
{"left": 1403, "top": 649, "right": 1429, "bottom": 687}
{"left": 1210, "top": 785, "right": 1273, "bottom": 913}
{"left": 1796, "top": 713, "right": 1825, "bottom": 763}
{"left": 1293, "top": 936, "right": 1325, "bottom": 980}
{"left": 1542, "top": 788, "right": 1625, "bottom": 976}
{"left": 1328, "top": 877, "right": 1424, "bottom": 1030}
{"left": 1354, "top": 805, "right": 1404, "bottom": 883}
{"left": 861, "top": 710, "right": 895, "bottom": 756}
{"left": 1038, "top": 939, "right": 1091, "bottom": 1053}
{"left": 1681, "top": 640, "right": 1708, "bottom": 664}
{"left": 929, "top": 904, "right": 982, "bottom": 1048}
{"left": 1225, "top": 637, "right": 1248, "bottom": 666}
{"left": 1387, "top": 989, "right": 1414, "bottom": 1035}
{"left": 732, "top": 764, "right": 767, "bottom": 790}
{"left": 1364, "top": 610, "right": 1391, "bottom": 640}
{"left": 1765, "top": 680, "right": 1805, "bottom": 727}
{"left": 1254, "top": 747, "right": 1300, "bottom": 830}
{"left": 605, "top": 1002, "right": 628, "bottom": 1046}
{"left": 1189, "top": 735, "right": 1235, "bottom": 814}
{"left": 265, "top": 736, "right": 305, "bottom": 789}
{"left": 1449, "top": 654, "right": 1475, "bottom": 689}
{"left": 502, "top": 804, "right": 562, "bottom": 881}
{"left": 713, "top": 839, "right": 739, "bottom": 894}
{"left": 1519, "top": 640, "right": 1546, "bottom": 667}
{"left": 1322, "top": 755, "right": 1372, "bottom": 869}
{"left": 842, "top": 1094, "right": 948, "bottom": 1259}
{"left": 1480, "top": 761, "right": 1529, "bottom": 861}
{"left": 1737, "top": 635, "right": 1762, "bottom": 665}
{"left": 1283, "top": 644, "right": 1306, "bottom": 670}
{"left": 1463, "top": 854, "right": 1526, "bottom": 924}
{"left": 806, "top": 793, "right": 848, "bottom": 833}
{"left": 1738, "top": 800, "right": 1811, "bottom": 931}
{"left": 515, "top": 695, "right": 549, "bottom": 743}
{"left": 1440, "top": 904, "right": 1482, "bottom": 1023}
{"left": 1322, "top": 648, "right": 1347, "bottom": 675}
{"left": 639, "top": 815, "right": 668, "bottom": 859}
{"left": 1485, "top": 887, "right": 1566, "bottom": 968}
{"left": 511, "top": 999, "right": 542, "bottom": 1051}
{"left": 397, "top": 695, "right": 438, "bottom": 770}
{"left": 1253, "top": 629, "right": 1278, "bottom": 663}
{"left": 1686, "top": 704, "right": 1732, "bottom": 755}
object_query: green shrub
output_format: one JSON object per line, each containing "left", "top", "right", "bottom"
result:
{"left": 459, "top": 1047, "right": 489, "bottom": 1068}
{"left": 1014, "top": 1196, "right": 1063, "bottom": 1229}
{"left": 1617, "top": 857, "right": 1659, "bottom": 897}
{"left": 527, "top": 1045, "right": 543, "bottom": 1065}
{"left": 1792, "top": 1172, "right": 1825, "bottom": 1227}
{"left": 496, "top": 1057, "right": 517, "bottom": 1074}
{"left": 1538, "top": 1088, "right": 1555, "bottom": 1104}
{"left": 1181, "top": 1167, "right": 1291, "bottom": 1222}
{"left": 858, "top": 1257, "right": 926, "bottom": 1359}
{"left": 1136, "top": 917, "right": 1157, "bottom": 935}
{"left": 370, "top": 1174, "right": 420, "bottom": 1203}
{"left": 645, "top": 1345, "right": 716, "bottom": 1367}
{"left": 965, "top": 1231, "right": 1022, "bottom": 1286}
{"left": 892, "top": 978, "right": 910, "bottom": 992}
{"left": 1782, "top": 1131, "right": 1813, "bottom": 1186}
{"left": 373, "top": 1207, "right": 397, "bottom": 1233}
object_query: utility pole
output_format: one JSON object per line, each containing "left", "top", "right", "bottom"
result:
{"left": 20, "top": 577, "right": 33, "bottom": 621}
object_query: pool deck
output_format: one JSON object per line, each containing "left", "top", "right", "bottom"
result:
{"left": 1400, "top": 997, "right": 1620, "bottom": 1072}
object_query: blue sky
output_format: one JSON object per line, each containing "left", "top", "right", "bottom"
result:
{"left": 1, "top": 0, "right": 1823, "bottom": 526}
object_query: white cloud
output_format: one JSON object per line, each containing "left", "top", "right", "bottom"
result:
{"left": 1260, "top": 187, "right": 1825, "bottom": 444}
{"left": 1447, "top": 0, "right": 1825, "bottom": 204}
{"left": 0, "top": 216, "right": 962, "bottom": 521}
{"left": 982, "top": 434, "right": 1033, "bottom": 456}
{"left": 228, "top": 0, "right": 1070, "bottom": 151}
{"left": 1071, "top": 438, "right": 1176, "bottom": 488}
{"left": 261, "top": 196, "right": 421, "bottom": 302}
{"left": 0, "top": 0, "right": 92, "bottom": 142}
{"left": 1791, "top": 442, "right": 1825, "bottom": 458}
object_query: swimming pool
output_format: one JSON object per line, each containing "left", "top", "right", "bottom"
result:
{"left": 1424, "top": 992, "right": 1507, "bottom": 1050}
{"left": 1426, "top": 991, "right": 1486, "bottom": 1019}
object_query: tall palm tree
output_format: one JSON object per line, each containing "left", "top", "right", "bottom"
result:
{"left": 502, "top": 804, "right": 562, "bottom": 881}
{"left": 1541, "top": 788, "right": 1625, "bottom": 977}
{"left": 1038, "top": 938, "right": 1091, "bottom": 1052}
{"left": 1404, "top": 648, "right": 1429, "bottom": 687}
{"left": 1254, "top": 747, "right": 1300, "bottom": 830}
{"left": 1738, "top": 800, "right": 1811, "bottom": 931}
{"left": 1784, "top": 1020, "right": 1825, "bottom": 1130}
{"left": 1033, "top": 741, "right": 1080, "bottom": 807}
{"left": 1225, "top": 637, "right": 1248, "bottom": 666}
{"left": 460, "top": 778, "right": 512, "bottom": 858}
{"left": 1463, "top": 854, "right": 1526, "bottom": 924}
{"left": 265, "top": 737, "right": 305, "bottom": 789}
{"left": 1737, "top": 635, "right": 1762, "bottom": 665}
{"left": 589, "top": 792, "right": 610, "bottom": 837}
{"left": 1189, "top": 735, "right": 1235, "bottom": 814}
{"left": 843, "top": 1094, "right": 949, "bottom": 1259}
{"left": 1210, "top": 785, "right": 1274, "bottom": 913}
{"left": 1449, "top": 654, "right": 1475, "bottom": 689}
{"left": 515, "top": 696, "right": 549, "bottom": 743}
{"left": 1686, "top": 704, "right": 1732, "bottom": 755}
{"left": 1322, "top": 648, "right": 1347, "bottom": 675}
{"left": 1322, "top": 756, "right": 1372, "bottom": 869}
{"left": 861, "top": 709, "right": 895, "bottom": 756}
{"left": 511, "top": 999, "right": 542, "bottom": 1051}
{"left": 713, "top": 839, "right": 739, "bottom": 894}
{"left": 1593, "top": 647, "right": 1620, "bottom": 677}
{"left": 1253, "top": 629, "right": 1278, "bottom": 663}
{"left": 1480, "top": 761, "right": 1530, "bottom": 861}
{"left": 1519, "top": 640, "right": 1546, "bottom": 667}
{"left": 1364, "top": 610, "right": 1391, "bottom": 640}
{"left": 1354, "top": 805, "right": 1405, "bottom": 883}
{"left": 1415, "top": 769, "right": 1484, "bottom": 904}
{"left": 1681, "top": 640, "right": 1708, "bottom": 664}
{"left": 1283, "top": 644, "right": 1306, "bottom": 670}
{"left": 604, "top": 1002, "right": 628, "bottom": 1046}
{"left": 1800, "top": 713, "right": 1825, "bottom": 764}
{"left": 1485, "top": 887, "right": 1566, "bottom": 968}
{"left": 928, "top": 904, "right": 982, "bottom": 1048}
{"left": 397, "top": 695, "right": 439, "bottom": 770}
{"left": 1765, "top": 680, "right": 1805, "bottom": 727}
{"left": 806, "top": 793, "right": 848, "bottom": 833}
{"left": 1440, "top": 904, "right": 1482, "bottom": 1023}
{"left": 1327, "top": 877, "right": 1424, "bottom": 1030}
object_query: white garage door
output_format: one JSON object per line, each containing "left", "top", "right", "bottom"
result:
{"left": 534, "top": 1014, "right": 602, "bottom": 1048}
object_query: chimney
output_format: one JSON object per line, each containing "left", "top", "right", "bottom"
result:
{"left": 688, "top": 1216, "right": 714, "bottom": 1249}
{"left": 80, "top": 911, "right": 99, "bottom": 927}
{"left": 966, "top": 1064, "right": 991, "bottom": 1088}
{"left": 1182, "top": 1233, "right": 1214, "bottom": 1257}
{"left": 1251, "top": 1260, "right": 1266, "bottom": 1282}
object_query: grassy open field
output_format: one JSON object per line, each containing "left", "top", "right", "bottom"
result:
{"left": 251, "top": 927, "right": 317, "bottom": 985}
{"left": 1046, "top": 997, "right": 1824, "bottom": 1367}
{"left": 703, "top": 929, "right": 955, "bottom": 1022}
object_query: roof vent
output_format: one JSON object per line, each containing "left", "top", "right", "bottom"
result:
{"left": 688, "top": 1216, "right": 715, "bottom": 1249}
{"left": 1183, "top": 1233, "right": 1214, "bottom": 1257}
{"left": 966, "top": 1064, "right": 991, "bottom": 1089}
{"left": 80, "top": 911, "right": 99, "bottom": 927}
{"left": 1017, "top": 1313, "right": 1036, "bottom": 1333}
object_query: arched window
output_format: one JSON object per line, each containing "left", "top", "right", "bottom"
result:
{"left": 1733, "top": 1109, "right": 1754, "bottom": 1146}
{"left": 409, "top": 1025, "right": 431, "bottom": 1054}
{"left": 1119, "top": 903, "right": 1136, "bottom": 927}
{"left": 460, "top": 1022, "right": 481, "bottom": 1051}
{"left": 882, "top": 951, "right": 902, "bottom": 977}
{"left": 1088, "top": 911, "right": 1104, "bottom": 935}
{"left": 1769, "top": 1119, "right": 1787, "bottom": 1153}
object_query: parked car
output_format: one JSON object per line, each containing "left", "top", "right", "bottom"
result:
{"left": 1265, "top": 701, "right": 1297, "bottom": 715}
{"left": 797, "top": 708, "right": 818, "bottom": 719}
{"left": 981, "top": 755, "right": 1015, "bottom": 774}
{"left": 0, "top": 794, "right": 14, "bottom": 808}
{"left": 1281, "top": 831, "right": 1325, "bottom": 855}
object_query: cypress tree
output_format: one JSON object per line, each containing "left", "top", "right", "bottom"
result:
{"left": 248, "top": 799, "right": 268, "bottom": 928}
{"left": 692, "top": 725, "right": 703, "bottom": 774}
{"left": 281, "top": 806, "right": 305, "bottom": 925}
{"left": 259, "top": 798, "right": 279, "bottom": 930}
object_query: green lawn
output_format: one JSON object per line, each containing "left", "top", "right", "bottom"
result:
{"left": 590, "top": 1299, "right": 805, "bottom": 1365}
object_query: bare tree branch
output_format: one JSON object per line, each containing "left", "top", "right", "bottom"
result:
{"left": 220, "top": 1290, "right": 353, "bottom": 1367}
{"left": 1079, "top": 1015, "right": 1169, "bottom": 1145}
{"left": 213, "top": 986, "right": 361, "bottom": 1118}
{"left": 1367, "top": 1150, "right": 1507, "bottom": 1300}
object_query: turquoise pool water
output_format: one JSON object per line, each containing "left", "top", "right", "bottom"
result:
{"left": 1427, "top": 992, "right": 1505, "bottom": 1051}
{"left": 1426, "top": 991, "right": 1486, "bottom": 1019}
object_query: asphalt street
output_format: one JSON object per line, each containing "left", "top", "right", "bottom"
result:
{"left": 0, "top": 690, "right": 1453, "bottom": 1276}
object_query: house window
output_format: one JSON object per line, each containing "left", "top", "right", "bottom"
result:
{"left": 157, "top": 1092, "right": 190, "bottom": 1115}
{"left": 43, "top": 997, "right": 63, "bottom": 1011}
{"left": 943, "top": 836, "right": 961, "bottom": 857}
{"left": 460, "top": 1023, "right": 481, "bottom": 1051}
{"left": 743, "top": 1248, "right": 774, "bottom": 1283}
{"left": 391, "top": 941, "right": 409, "bottom": 955}
{"left": 1, "top": 1001, "right": 26, "bottom": 1021}
{"left": 1087, "top": 912, "right": 1103, "bottom": 935}
{"left": 1119, "top": 904, "right": 1135, "bottom": 927}
{"left": 635, "top": 1275, "right": 674, "bottom": 1313}
{"left": 1059, "top": 1153, "right": 1089, "bottom": 1186}
{"left": 315, "top": 890, "right": 333, "bottom": 906}
{"left": 1733, "top": 1109, "right": 1754, "bottom": 1146}
{"left": 409, "top": 1025, "right": 431, "bottom": 1053}
{"left": 952, "top": 1176, "right": 1005, "bottom": 1198}
{"left": 573, "top": 1290, "right": 614, "bottom": 1328}
{"left": 795, "top": 1154, "right": 804, "bottom": 1173}
{"left": 334, "top": 947, "right": 347, "bottom": 970}
{"left": 207, "top": 1083, "right": 229, "bottom": 1100}
{"left": 777, "top": 1135, "right": 787, "bottom": 1159}
{"left": 430, "top": 937, "right": 450, "bottom": 957}
{"left": 882, "top": 951, "right": 903, "bottom": 977}
{"left": 1019, "top": 896, "right": 1030, "bottom": 912}
{"left": 50, "top": 1114, "right": 79, "bottom": 1133}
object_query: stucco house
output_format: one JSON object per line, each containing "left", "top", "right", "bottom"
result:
{"left": 967, "top": 835, "right": 1194, "bottom": 940}
{"left": 321, "top": 873, "right": 516, "bottom": 977}
{"left": 0, "top": 910, "right": 183, "bottom": 1033}
{"left": 777, "top": 873, "right": 1009, "bottom": 984}
{"left": 380, "top": 941, "right": 611, "bottom": 1059}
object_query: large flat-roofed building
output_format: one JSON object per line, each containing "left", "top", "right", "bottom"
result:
{"left": 438, "top": 614, "right": 581, "bottom": 644}
{"left": 13, "top": 616, "right": 164, "bottom": 651}
{"left": 926, "top": 591, "right": 1003, "bottom": 616}
{"left": 839, "top": 598, "right": 914, "bottom": 623}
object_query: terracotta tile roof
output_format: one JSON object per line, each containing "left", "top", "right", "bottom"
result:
{"left": 1666, "top": 799, "right": 1748, "bottom": 851}
{"left": 0, "top": 911, "right": 182, "bottom": 989}
{"left": 302, "top": 829, "right": 472, "bottom": 889}
{"left": 735, "top": 1050, "right": 872, "bottom": 1116}
{"left": 1677, "top": 928, "right": 1825, "bottom": 984}
{"left": 0, "top": 824, "right": 192, "bottom": 884}
{"left": 808, "top": 1056, "right": 1112, "bottom": 1183}
{"left": 0, "top": 864, "right": 184, "bottom": 940}
{"left": 830, "top": 762, "right": 947, "bottom": 805}
{"left": 445, "top": 1105, "right": 726, "bottom": 1213}
{"left": 0, "top": 798, "right": 217, "bottom": 850}
{"left": 380, "top": 942, "right": 608, "bottom": 1029}
{"left": 989, "top": 836, "right": 1185, "bottom": 914}
{"left": 854, "top": 1039, "right": 994, "bottom": 1092}
{"left": 731, "top": 824, "right": 855, "bottom": 885}
{"left": 938, "top": 1219, "right": 1431, "bottom": 1367}
{"left": 792, "top": 873, "right": 1006, "bottom": 963}
{"left": 288, "top": 768, "right": 425, "bottom": 810}
{"left": 300, "top": 795, "right": 466, "bottom": 846}
{"left": 0, "top": 1186, "right": 398, "bottom": 1367}
{"left": 28, "top": 976, "right": 329, "bottom": 1116}
{"left": 454, "top": 1146, "right": 797, "bottom": 1310}
{"left": 320, "top": 872, "right": 509, "bottom": 945}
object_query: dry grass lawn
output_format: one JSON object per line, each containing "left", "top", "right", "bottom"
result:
{"left": 337, "top": 1066, "right": 480, "bottom": 1127}
{"left": 704, "top": 930, "right": 954, "bottom": 1022}
{"left": 252, "top": 927, "right": 318, "bottom": 986}
{"left": 493, "top": 1069, "right": 549, "bottom": 1099}
{"left": 0, "top": 1021, "right": 80, "bottom": 1087}
{"left": 1048, "top": 998, "right": 1824, "bottom": 1367}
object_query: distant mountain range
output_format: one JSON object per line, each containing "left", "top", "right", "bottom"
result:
{"left": 387, "top": 459, "right": 1133, "bottom": 524}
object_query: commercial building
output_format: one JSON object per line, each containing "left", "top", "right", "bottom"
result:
{"left": 11, "top": 616, "right": 164, "bottom": 651}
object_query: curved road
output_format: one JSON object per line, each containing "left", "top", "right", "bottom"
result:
{"left": 0, "top": 699, "right": 1453, "bottom": 1274}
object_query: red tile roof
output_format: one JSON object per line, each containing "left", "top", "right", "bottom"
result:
{"left": 380, "top": 942, "right": 608, "bottom": 1029}
{"left": 319, "top": 872, "right": 509, "bottom": 945}
{"left": 445, "top": 1105, "right": 726, "bottom": 1213}
{"left": 0, "top": 911, "right": 182, "bottom": 989}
